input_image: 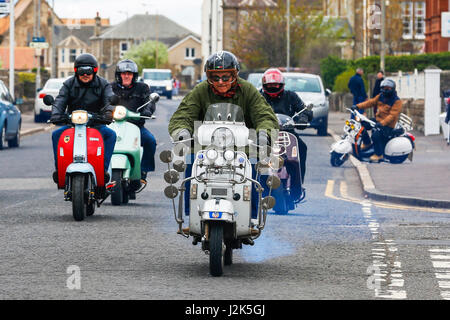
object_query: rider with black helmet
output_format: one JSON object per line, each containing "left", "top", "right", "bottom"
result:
{"left": 111, "top": 59, "right": 157, "bottom": 183}
{"left": 50, "top": 53, "right": 116, "bottom": 183}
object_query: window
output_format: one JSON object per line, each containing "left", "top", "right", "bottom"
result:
{"left": 402, "top": 2, "right": 413, "bottom": 39}
{"left": 69, "top": 49, "right": 77, "bottom": 63}
{"left": 414, "top": 1, "right": 426, "bottom": 39}
{"left": 60, "top": 71, "right": 65, "bottom": 78}
{"left": 185, "top": 47, "right": 195, "bottom": 59}
{"left": 61, "top": 48, "right": 65, "bottom": 63}
{"left": 120, "top": 42, "right": 129, "bottom": 58}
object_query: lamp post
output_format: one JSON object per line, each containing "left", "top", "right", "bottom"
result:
{"left": 380, "top": 0, "right": 386, "bottom": 72}
{"left": 286, "top": 0, "right": 290, "bottom": 72}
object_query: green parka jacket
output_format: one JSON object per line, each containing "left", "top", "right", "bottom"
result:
{"left": 168, "top": 77, "right": 279, "bottom": 137}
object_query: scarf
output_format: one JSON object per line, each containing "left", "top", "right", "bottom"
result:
{"left": 379, "top": 90, "right": 400, "bottom": 107}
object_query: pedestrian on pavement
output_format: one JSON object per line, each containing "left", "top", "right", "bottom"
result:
{"left": 168, "top": 50, "right": 279, "bottom": 218}
{"left": 348, "top": 68, "right": 368, "bottom": 115}
{"left": 259, "top": 68, "right": 312, "bottom": 200}
{"left": 49, "top": 53, "right": 116, "bottom": 184}
{"left": 355, "top": 78, "right": 402, "bottom": 163}
{"left": 111, "top": 59, "right": 157, "bottom": 184}
{"left": 372, "top": 70, "right": 385, "bottom": 115}
{"left": 444, "top": 90, "right": 450, "bottom": 124}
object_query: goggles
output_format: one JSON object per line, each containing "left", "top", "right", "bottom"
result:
{"left": 75, "top": 66, "right": 96, "bottom": 76}
{"left": 210, "top": 75, "right": 232, "bottom": 82}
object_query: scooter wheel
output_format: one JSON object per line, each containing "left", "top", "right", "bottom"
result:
{"left": 330, "top": 151, "right": 347, "bottom": 167}
{"left": 111, "top": 169, "right": 124, "bottom": 206}
{"left": 224, "top": 245, "right": 233, "bottom": 266}
{"left": 72, "top": 174, "right": 87, "bottom": 221}
{"left": 209, "top": 223, "right": 224, "bottom": 277}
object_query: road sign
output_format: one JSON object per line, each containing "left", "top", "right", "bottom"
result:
{"left": 0, "top": 0, "right": 10, "bottom": 14}
{"left": 442, "top": 12, "right": 450, "bottom": 38}
{"left": 30, "top": 42, "right": 49, "bottom": 49}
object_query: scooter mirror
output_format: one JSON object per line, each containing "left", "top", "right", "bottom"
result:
{"left": 173, "top": 160, "right": 186, "bottom": 173}
{"left": 159, "top": 150, "right": 173, "bottom": 163}
{"left": 266, "top": 175, "right": 281, "bottom": 190}
{"left": 150, "top": 93, "right": 160, "bottom": 103}
{"left": 43, "top": 95, "right": 54, "bottom": 106}
{"left": 164, "top": 185, "right": 179, "bottom": 199}
{"left": 164, "top": 169, "right": 180, "bottom": 184}
{"left": 262, "top": 196, "right": 276, "bottom": 209}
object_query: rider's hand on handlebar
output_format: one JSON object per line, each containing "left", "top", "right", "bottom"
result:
{"left": 49, "top": 113, "right": 68, "bottom": 124}
{"left": 175, "top": 129, "right": 191, "bottom": 141}
{"left": 350, "top": 105, "right": 358, "bottom": 111}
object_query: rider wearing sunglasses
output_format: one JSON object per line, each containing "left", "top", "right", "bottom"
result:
{"left": 169, "top": 51, "right": 279, "bottom": 218}
{"left": 49, "top": 53, "right": 117, "bottom": 183}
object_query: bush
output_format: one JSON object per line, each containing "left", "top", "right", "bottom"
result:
{"left": 333, "top": 68, "right": 369, "bottom": 93}
{"left": 320, "top": 55, "right": 348, "bottom": 90}
{"left": 18, "top": 72, "right": 36, "bottom": 83}
{"left": 321, "top": 51, "right": 450, "bottom": 89}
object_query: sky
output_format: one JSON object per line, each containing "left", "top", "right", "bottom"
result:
{"left": 50, "top": 0, "right": 203, "bottom": 34}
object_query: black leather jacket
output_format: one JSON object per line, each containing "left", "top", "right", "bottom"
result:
{"left": 260, "top": 89, "right": 312, "bottom": 122}
{"left": 111, "top": 82, "right": 155, "bottom": 127}
{"left": 51, "top": 75, "right": 115, "bottom": 118}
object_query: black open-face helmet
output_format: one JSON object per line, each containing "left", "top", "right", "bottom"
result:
{"left": 74, "top": 53, "right": 99, "bottom": 76}
{"left": 204, "top": 51, "right": 239, "bottom": 74}
{"left": 115, "top": 59, "right": 139, "bottom": 85}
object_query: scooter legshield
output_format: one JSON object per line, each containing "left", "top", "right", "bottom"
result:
{"left": 57, "top": 128, "right": 74, "bottom": 189}
{"left": 86, "top": 128, "right": 105, "bottom": 187}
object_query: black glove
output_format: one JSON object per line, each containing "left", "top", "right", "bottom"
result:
{"left": 49, "top": 113, "right": 68, "bottom": 124}
{"left": 304, "top": 109, "right": 313, "bottom": 122}
{"left": 350, "top": 105, "right": 358, "bottom": 111}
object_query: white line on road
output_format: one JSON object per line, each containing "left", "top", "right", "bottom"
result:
{"left": 429, "top": 248, "right": 450, "bottom": 300}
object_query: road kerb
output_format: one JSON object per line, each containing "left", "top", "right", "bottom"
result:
{"left": 20, "top": 124, "right": 54, "bottom": 137}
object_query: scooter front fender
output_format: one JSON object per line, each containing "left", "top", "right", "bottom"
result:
{"left": 331, "top": 139, "right": 352, "bottom": 154}
{"left": 111, "top": 154, "right": 131, "bottom": 170}
{"left": 66, "top": 163, "right": 97, "bottom": 185}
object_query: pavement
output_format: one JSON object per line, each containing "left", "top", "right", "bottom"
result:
{"left": 20, "top": 112, "right": 53, "bottom": 137}
{"left": 328, "top": 111, "right": 450, "bottom": 209}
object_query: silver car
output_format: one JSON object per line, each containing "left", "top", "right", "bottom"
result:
{"left": 246, "top": 73, "right": 264, "bottom": 91}
{"left": 34, "top": 78, "right": 67, "bottom": 122}
{"left": 283, "top": 72, "right": 331, "bottom": 136}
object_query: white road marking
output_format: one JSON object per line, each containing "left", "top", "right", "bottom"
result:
{"left": 429, "top": 248, "right": 450, "bottom": 300}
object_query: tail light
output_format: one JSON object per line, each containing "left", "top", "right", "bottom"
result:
{"left": 39, "top": 93, "right": 46, "bottom": 99}
{"left": 406, "top": 133, "right": 415, "bottom": 142}
{"left": 446, "top": 97, "right": 450, "bottom": 105}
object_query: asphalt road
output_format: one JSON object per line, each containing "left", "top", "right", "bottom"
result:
{"left": 0, "top": 98, "right": 449, "bottom": 300}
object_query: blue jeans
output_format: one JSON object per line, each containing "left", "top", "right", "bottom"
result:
{"left": 52, "top": 125, "right": 116, "bottom": 171}
{"left": 140, "top": 126, "right": 157, "bottom": 172}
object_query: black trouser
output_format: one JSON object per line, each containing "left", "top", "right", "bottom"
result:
{"left": 372, "top": 126, "right": 394, "bottom": 156}
{"left": 294, "top": 134, "right": 307, "bottom": 183}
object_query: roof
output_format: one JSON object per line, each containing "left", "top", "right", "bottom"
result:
{"left": 0, "top": 47, "right": 38, "bottom": 70}
{"left": 92, "top": 14, "right": 199, "bottom": 47}
{"left": 57, "top": 35, "right": 88, "bottom": 48}
{"left": 168, "top": 35, "right": 201, "bottom": 51}
{"left": 54, "top": 25, "right": 110, "bottom": 47}
{"left": 222, "top": 0, "right": 277, "bottom": 7}
{"left": 61, "top": 18, "right": 110, "bottom": 26}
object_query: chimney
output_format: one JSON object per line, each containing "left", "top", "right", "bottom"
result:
{"left": 94, "top": 12, "right": 101, "bottom": 37}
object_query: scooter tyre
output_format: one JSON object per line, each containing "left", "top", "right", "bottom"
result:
{"left": 224, "top": 245, "right": 233, "bottom": 266}
{"left": 209, "top": 223, "right": 224, "bottom": 277}
{"left": 330, "top": 151, "right": 347, "bottom": 167}
{"left": 111, "top": 169, "right": 123, "bottom": 206}
{"left": 72, "top": 174, "right": 87, "bottom": 221}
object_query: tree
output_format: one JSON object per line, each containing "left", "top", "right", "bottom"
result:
{"left": 230, "top": 0, "right": 346, "bottom": 70}
{"left": 123, "top": 40, "right": 169, "bottom": 72}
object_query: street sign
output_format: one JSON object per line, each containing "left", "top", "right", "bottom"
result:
{"left": 442, "top": 12, "right": 450, "bottom": 38}
{"left": 0, "top": 0, "right": 10, "bottom": 14}
{"left": 32, "top": 36, "right": 46, "bottom": 42}
{"left": 30, "top": 42, "right": 49, "bottom": 49}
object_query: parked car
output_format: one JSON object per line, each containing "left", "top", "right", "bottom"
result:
{"left": 34, "top": 78, "right": 67, "bottom": 122}
{"left": 283, "top": 72, "right": 331, "bottom": 136}
{"left": 0, "top": 80, "right": 21, "bottom": 149}
{"left": 141, "top": 68, "right": 173, "bottom": 99}
{"left": 246, "top": 73, "right": 264, "bottom": 90}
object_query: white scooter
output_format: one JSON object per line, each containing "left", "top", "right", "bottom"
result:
{"left": 160, "top": 103, "right": 280, "bottom": 277}
{"left": 330, "top": 108, "right": 415, "bottom": 167}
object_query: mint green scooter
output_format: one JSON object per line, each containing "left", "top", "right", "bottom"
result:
{"left": 108, "top": 93, "right": 159, "bottom": 205}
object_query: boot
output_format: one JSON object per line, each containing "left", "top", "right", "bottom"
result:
{"left": 369, "top": 154, "right": 384, "bottom": 162}
{"left": 141, "top": 171, "right": 148, "bottom": 184}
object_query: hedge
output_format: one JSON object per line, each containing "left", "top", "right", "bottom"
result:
{"left": 321, "top": 51, "right": 450, "bottom": 90}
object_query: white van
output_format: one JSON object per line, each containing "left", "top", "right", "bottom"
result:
{"left": 141, "top": 68, "right": 173, "bottom": 99}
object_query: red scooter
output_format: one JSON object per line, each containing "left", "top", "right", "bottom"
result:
{"left": 44, "top": 95, "right": 113, "bottom": 221}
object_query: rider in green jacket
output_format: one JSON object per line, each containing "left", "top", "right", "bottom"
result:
{"left": 168, "top": 51, "right": 279, "bottom": 218}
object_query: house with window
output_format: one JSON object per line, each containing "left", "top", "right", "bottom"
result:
{"left": 168, "top": 35, "right": 202, "bottom": 85}
{"left": 425, "top": 0, "right": 450, "bottom": 53}
{"left": 90, "top": 14, "right": 200, "bottom": 82}
{"left": 324, "top": 0, "right": 427, "bottom": 59}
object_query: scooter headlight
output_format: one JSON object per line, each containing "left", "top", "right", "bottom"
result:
{"left": 113, "top": 105, "right": 127, "bottom": 120}
{"left": 211, "top": 127, "right": 234, "bottom": 148}
{"left": 206, "top": 149, "right": 218, "bottom": 161}
{"left": 71, "top": 110, "right": 88, "bottom": 125}
{"left": 223, "top": 150, "right": 235, "bottom": 162}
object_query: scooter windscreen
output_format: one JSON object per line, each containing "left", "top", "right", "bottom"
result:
{"left": 204, "top": 103, "right": 244, "bottom": 122}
